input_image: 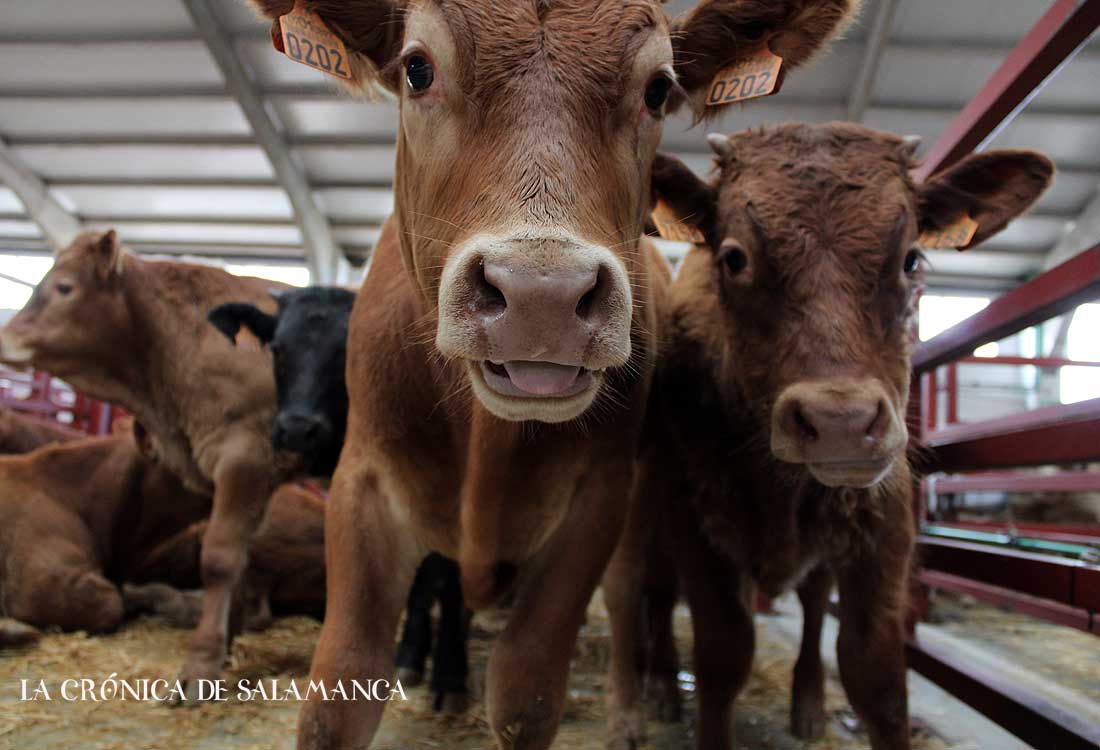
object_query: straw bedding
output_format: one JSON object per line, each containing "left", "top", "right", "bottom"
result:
{"left": 0, "top": 594, "right": 957, "bottom": 749}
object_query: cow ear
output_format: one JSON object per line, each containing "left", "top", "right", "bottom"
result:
{"left": 207, "top": 303, "right": 277, "bottom": 345}
{"left": 650, "top": 153, "right": 716, "bottom": 240}
{"left": 918, "top": 150, "right": 1054, "bottom": 250}
{"left": 92, "top": 229, "right": 125, "bottom": 281}
{"left": 671, "top": 0, "right": 860, "bottom": 115}
{"left": 246, "top": 0, "right": 404, "bottom": 95}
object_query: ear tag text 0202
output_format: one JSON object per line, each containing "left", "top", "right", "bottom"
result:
{"left": 918, "top": 214, "right": 979, "bottom": 250}
{"left": 651, "top": 200, "right": 705, "bottom": 244}
{"left": 706, "top": 44, "right": 784, "bottom": 107}
{"left": 278, "top": 1, "right": 352, "bottom": 80}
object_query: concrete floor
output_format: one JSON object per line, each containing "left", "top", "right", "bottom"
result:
{"left": 1, "top": 591, "right": 1091, "bottom": 749}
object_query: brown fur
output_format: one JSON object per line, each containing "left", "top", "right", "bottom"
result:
{"left": 604, "top": 123, "right": 1053, "bottom": 750}
{"left": 0, "top": 405, "right": 84, "bottom": 455}
{"left": 0, "top": 429, "right": 325, "bottom": 643}
{"left": 0, "top": 230, "right": 291, "bottom": 695}
{"left": 236, "top": 3, "right": 860, "bottom": 748}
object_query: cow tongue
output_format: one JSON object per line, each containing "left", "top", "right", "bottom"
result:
{"left": 502, "top": 361, "right": 581, "bottom": 396}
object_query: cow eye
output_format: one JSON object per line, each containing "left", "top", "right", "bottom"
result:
{"left": 644, "top": 76, "right": 672, "bottom": 112}
{"left": 717, "top": 241, "right": 748, "bottom": 276}
{"left": 903, "top": 249, "right": 921, "bottom": 274}
{"left": 405, "top": 55, "right": 434, "bottom": 94}
{"left": 55, "top": 282, "right": 73, "bottom": 296}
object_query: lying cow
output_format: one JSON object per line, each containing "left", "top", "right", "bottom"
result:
{"left": 0, "top": 230, "right": 290, "bottom": 697}
{"left": 0, "top": 404, "right": 83, "bottom": 455}
{"left": 210, "top": 287, "right": 471, "bottom": 713}
{"left": 0, "top": 422, "right": 326, "bottom": 645}
{"left": 240, "top": 1, "right": 858, "bottom": 747}
{"left": 603, "top": 124, "right": 1054, "bottom": 750}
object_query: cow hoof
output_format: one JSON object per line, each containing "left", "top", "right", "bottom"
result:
{"left": 0, "top": 618, "right": 42, "bottom": 648}
{"left": 395, "top": 666, "right": 424, "bottom": 687}
{"left": 790, "top": 705, "right": 827, "bottom": 740}
{"left": 435, "top": 691, "right": 470, "bottom": 715}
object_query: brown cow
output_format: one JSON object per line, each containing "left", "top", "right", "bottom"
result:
{"left": 0, "top": 424, "right": 326, "bottom": 644}
{"left": 0, "top": 404, "right": 84, "bottom": 455}
{"left": 241, "top": 2, "right": 859, "bottom": 748}
{"left": 603, "top": 123, "right": 1054, "bottom": 750}
{"left": 0, "top": 230, "right": 290, "bottom": 697}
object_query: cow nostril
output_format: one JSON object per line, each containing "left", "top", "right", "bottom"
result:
{"left": 865, "top": 400, "right": 887, "bottom": 440}
{"left": 793, "top": 405, "right": 819, "bottom": 442}
{"left": 471, "top": 258, "right": 507, "bottom": 316}
{"left": 575, "top": 266, "right": 609, "bottom": 324}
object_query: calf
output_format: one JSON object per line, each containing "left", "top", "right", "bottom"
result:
{"left": 604, "top": 123, "right": 1053, "bottom": 750}
{"left": 240, "top": 2, "right": 857, "bottom": 747}
{"left": 210, "top": 287, "right": 471, "bottom": 712}
{"left": 0, "top": 404, "right": 83, "bottom": 454}
{"left": 0, "top": 424, "right": 327, "bottom": 644}
{"left": 0, "top": 230, "right": 289, "bottom": 697}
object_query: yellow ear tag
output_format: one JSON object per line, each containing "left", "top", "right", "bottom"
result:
{"left": 918, "top": 215, "right": 979, "bottom": 249}
{"left": 651, "top": 200, "right": 706, "bottom": 244}
{"left": 279, "top": 1, "right": 352, "bottom": 80}
{"left": 705, "top": 44, "right": 784, "bottom": 107}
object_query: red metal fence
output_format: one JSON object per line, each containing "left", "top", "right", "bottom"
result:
{"left": 905, "top": 2, "right": 1100, "bottom": 746}
{"left": 0, "top": 366, "right": 121, "bottom": 436}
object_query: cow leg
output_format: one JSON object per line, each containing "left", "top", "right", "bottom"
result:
{"left": 644, "top": 581, "right": 681, "bottom": 723}
{"left": 0, "top": 618, "right": 41, "bottom": 647}
{"left": 11, "top": 542, "right": 124, "bottom": 635}
{"left": 791, "top": 564, "right": 831, "bottom": 739}
{"left": 175, "top": 442, "right": 274, "bottom": 702}
{"left": 395, "top": 556, "right": 435, "bottom": 688}
{"left": 429, "top": 555, "right": 470, "bottom": 714}
{"left": 297, "top": 471, "right": 423, "bottom": 750}
{"left": 603, "top": 495, "right": 650, "bottom": 750}
{"left": 835, "top": 558, "right": 910, "bottom": 750}
{"left": 487, "top": 461, "right": 631, "bottom": 750}
{"left": 678, "top": 516, "right": 754, "bottom": 750}
{"left": 122, "top": 583, "right": 203, "bottom": 629}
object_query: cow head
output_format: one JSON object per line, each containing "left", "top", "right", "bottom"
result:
{"left": 0, "top": 230, "right": 131, "bottom": 377}
{"left": 654, "top": 123, "right": 1052, "bottom": 488}
{"left": 208, "top": 287, "right": 356, "bottom": 475}
{"left": 246, "top": 0, "right": 860, "bottom": 423}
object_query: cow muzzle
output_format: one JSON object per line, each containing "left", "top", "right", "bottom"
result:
{"left": 437, "top": 232, "right": 632, "bottom": 423}
{"left": 0, "top": 329, "right": 34, "bottom": 367}
{"left": 771, "top": 378, "right": 906, "bottom": 488}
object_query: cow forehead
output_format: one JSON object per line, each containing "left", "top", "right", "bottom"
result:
{"left": 720, "top": 127, "right": 916, "bottom": 259}
{"left": 415, "top": 0, "right": 668, "bottom": 102}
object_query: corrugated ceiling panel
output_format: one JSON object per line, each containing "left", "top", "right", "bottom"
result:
{"left": 273, "top": 100, "right": 400, "bottom": 139}
{"left": 313, "top": 188, "right": 394, "bottom": 223}
{"left": 295, "top": 145, "right": 396, "bottom": 184}
{"left": 12, "top": 144, "right": 273, "bottom": 181}
{"left": 50, "top": 185, "right": 292, "bottom": 220}
{"left": 0, "top": 188, "right": 27, "bottom": 214}
{"left": 0, "top": 98, "right": 250, "bottom": 137}
{"left": 0, "top": 0, "right": 193, "bottom": 38}
{"left": 86, "top": 220, "right": 303, "bottom": 246}
{"left": 0, "top": 42, "right": 223, "bottom": 90}
{"left": 891, "top": 0, "right": 1043, "bottom": 44}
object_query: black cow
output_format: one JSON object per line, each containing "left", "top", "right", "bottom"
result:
{"left": 208, "top": 286, "right": 471, "bottom": 712}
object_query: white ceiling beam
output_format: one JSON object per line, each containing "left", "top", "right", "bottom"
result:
{"left": 181, "top": 0, "right": 348, "bottom": 284}
{"left": 0, "top": 134, "right": 80, "bottom": 250}
{"left": 847, "top": 0, "right": 901, "bottom": 122}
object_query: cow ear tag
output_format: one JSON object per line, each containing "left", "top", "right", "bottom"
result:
{"left": 277, "top": 1, "right": 353, "bottom": 80}
{"left": 918, "top": 214, "right": 979, "bottom": 250}
{"left": 651, "top": 200, "right": 706, "bottom": 244}
{"left": 705, "top": 42, "right": 784, "bottom": 107}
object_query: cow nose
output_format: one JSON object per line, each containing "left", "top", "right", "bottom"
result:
{"left": 273, "top": 412, "right": 326, "bottom": 452}
{"left": 771, "top": 379, "right": 904, "bottom": 469}
{"left": 477, "top": 258, "right": 608, "bottom": 331}
{"left": 781, "top": 396, "right": 885, "bottom": 452}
